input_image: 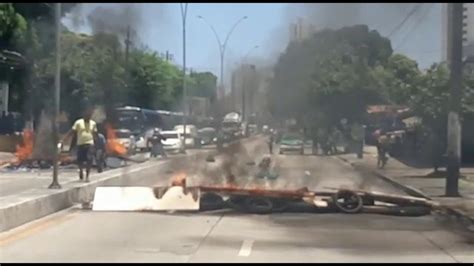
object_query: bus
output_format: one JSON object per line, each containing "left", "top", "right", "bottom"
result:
{"left": 113, "top": 106, "right": 187, "bottom": 150}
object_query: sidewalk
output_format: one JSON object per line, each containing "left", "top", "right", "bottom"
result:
{"left": 0, "top": 148, "right": 201, "bottom": 200}
{"left": 337, "top": 146, "right": 474, "bottom": 223}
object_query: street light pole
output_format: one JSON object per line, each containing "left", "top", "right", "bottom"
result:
{"left": 49, "top": 3, "right": 61, "bottom": 189}
{"left": 180, "top": 3, "right": 188, "bottom": 151}
{"left": 197, "top": 15, "right": 248, "bottom": 101}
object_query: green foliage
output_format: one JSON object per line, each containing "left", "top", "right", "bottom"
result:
{"left": 267, "top": 23, "right": 473, "bottom": 134}
{"left": 269, "top": 25, "right": 393, "bottom": 127}
{"left": 0, "top": 3, "right": 27, "bottom": 50}
{"left": 128, "top": 51, "right": 179, "bottom": 109}
{"left": 188, "top": 72, "right": 217, "bottom": 99}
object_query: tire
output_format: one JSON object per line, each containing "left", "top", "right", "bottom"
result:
{"left": 200, "top": 193, "right": 225, "bottom": 211}
{"left": 333, "top": 190, "right": 364, "bottom": 214}
{"left": 362, "top": 205, "right": 431, "bottom": 217}
{"left": 271, "top": 198, "right": 289, "bottom": 212}
{"left": 244, "top": 196, "right": 274, "bottom": 214}
{"left": 227, "top": 196, "right": 248, "bottom": 212}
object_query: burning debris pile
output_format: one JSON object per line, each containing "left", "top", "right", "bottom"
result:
{"left": 1, "top": 128, "right": 73, "bottom": 170}
{"left": 105, "top": 123, "right": 127, "bottom": 156}
{"left": 14, "top": 129, "right": 34, "bottom": 163}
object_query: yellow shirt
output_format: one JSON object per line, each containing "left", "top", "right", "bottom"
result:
{"left": 73, "top": 119, "right": 97, "bottom": 145}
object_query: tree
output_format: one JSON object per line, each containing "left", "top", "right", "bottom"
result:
{"left": 127, "top": 50, "right": 180, "bottom": 110}
{"left": 383, "top": 54, "right": 422, "bottom": 105}
{"left": 188, "top": 71, "right": 217, "bottom": 99}
{"left": 268, "top": 24, "right": 393, "bottom": 128}
{"left": 0, "top": 3, "right": 27, "bottom": 49}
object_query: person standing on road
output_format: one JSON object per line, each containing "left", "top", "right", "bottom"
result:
{"left": 61, "top": 107, "right": 98, "bottom": 182}
{"left": 268, "top": 133, "right": 274, "bottom": 154}
{"left": 216, "top": 129, "right": 224, "bottom": 152}
{"left": 148, "top": 128, "right": 167, "bottom": 158}
{"left": 94, "top": 125, "right": 107, "bottom": 173}
{"left": 376, "top": 130, "right": 390, "bottom": 168}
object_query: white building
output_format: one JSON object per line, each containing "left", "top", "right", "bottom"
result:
{"left": 289, "top": 17, "right": 318, "bottom": 43}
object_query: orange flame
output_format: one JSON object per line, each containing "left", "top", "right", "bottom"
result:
{"left": 171, "top": 171, "right": 187, "bottom": 187}
{"left": 14, "top": 129, "right": 34, "bottom": 163}
{"left": 105, "top": 124, "right": 127, "bottom": 156}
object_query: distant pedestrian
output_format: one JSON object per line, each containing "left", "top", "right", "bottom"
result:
{"left": 376, "top": 130, "right": 390, "bottom": 168}
{"left": 148, "top": 128, "right": 167, "bottom": 158}
{"left": 61, "top": 107, "right": 98, "bottom": 182}
{"left": 95, "top": 128, "right": 107, "bottom": 173}
{"left": 268, "top": 134, "right": 274, "bottom": 154}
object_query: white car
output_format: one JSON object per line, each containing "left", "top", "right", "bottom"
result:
{"left": 135, "top": 129, "right": 154, "bottom": 151}
{"left": 174, "top": 125, "right": 199, "bottom": 148}
{"left": 160, "top": 130, "right": 185, "bottom": 153}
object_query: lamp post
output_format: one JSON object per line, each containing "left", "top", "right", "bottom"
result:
{"left": 197, "top": 15, "right": 248, "bottom": 101}
{"left": 49, "top": 3, "right": 61, "bottom": 189}
{"left": 180, "top": 3, "right": 188, "bottom": 151}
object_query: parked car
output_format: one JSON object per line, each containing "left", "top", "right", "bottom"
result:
{"left": 279, "top": 132, "right": 304, "bottom": 155}
{"left": 174, "top": 125, "right": 200, "bottom": 148}
{"left": 160, "top": 130, "right": 185, "bottom": 153}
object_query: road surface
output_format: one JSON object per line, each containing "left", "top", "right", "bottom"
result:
{"left": 0, "top": 138, "right": 472, "bottom": 263}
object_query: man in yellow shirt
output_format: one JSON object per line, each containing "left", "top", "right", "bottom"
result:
{"left": 62, "top": 107, "right": 98, "bottom": 182}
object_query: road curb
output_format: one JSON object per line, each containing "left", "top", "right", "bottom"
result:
{"left": 0, "top": 136, "right": 262, "bottom": 233}
{"left": 336, "top": 155, "right": 474, "bottom": 231}
{"left": 336, "top": 155, "right": 431, "bottom": 199}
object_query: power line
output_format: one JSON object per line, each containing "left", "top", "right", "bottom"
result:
{"left": 387, "top": 4, "right": 422, "bottom": 38}
{"left": 394, "top": 4, "right": 434, "bottom": 51}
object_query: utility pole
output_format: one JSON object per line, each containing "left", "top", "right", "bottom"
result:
{"left": 49, "top": 3, "right": 61, "bottom": 189}
{"left": 125, "top": 25, "right": 131, "bottom": 69}
{"left": 180, "top": 3, "right": 188, "bottom": 151}
{"left": 241, "top": 64, "right": 246, "bottom": 121}
{"left": 446, "top": 3, "right": 464, "bottom": 197}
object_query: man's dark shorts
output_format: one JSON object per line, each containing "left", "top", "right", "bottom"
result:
{"left": 77, "top": 144, "right": 93, "bottom": 164}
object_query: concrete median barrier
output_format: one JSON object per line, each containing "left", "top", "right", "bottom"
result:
{"left": 0, "top": 136, "right": 262, "bottom": 233}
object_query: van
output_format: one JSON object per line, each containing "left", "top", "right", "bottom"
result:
{"left": 174, "top": 125, "right": 200, "bottom": 148}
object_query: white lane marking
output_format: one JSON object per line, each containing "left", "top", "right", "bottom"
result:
{"left": 238, "top": 240, "right": 254, "bottom": 257}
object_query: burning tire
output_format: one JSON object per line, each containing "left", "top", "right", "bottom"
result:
{"left": 333, "top": 190, "right": 363, "bottom": 214}
{"left": 200, "top": 193, "right": 225, "bottom": 211}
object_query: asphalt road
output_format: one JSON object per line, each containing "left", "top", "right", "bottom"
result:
{"left": 0, "top": 138, "right": 473, "bottom": 263}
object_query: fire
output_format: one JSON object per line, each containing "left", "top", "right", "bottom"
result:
{"left": 14, "top": 129, "right": 34, "bottom": 163}
{"left": 171, "top": 171, "right": 187, "bottom": 187}
{"left": 105, "top": 124, "right": 127, "bottom": 156}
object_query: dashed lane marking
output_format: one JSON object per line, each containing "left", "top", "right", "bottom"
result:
{"left": 238, "top": 240, "right": 254, "bottom": 257}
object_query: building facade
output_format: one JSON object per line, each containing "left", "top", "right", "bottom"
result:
{"left": 289, "top": 17, "right": 318, "bottom": 43}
